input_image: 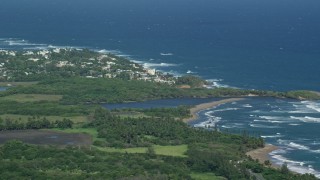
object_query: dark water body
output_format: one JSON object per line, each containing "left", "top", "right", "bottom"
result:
{"left": 0, "top": 87, "right": 8, "bottom": 91}
{"left": 0, "top": 130, "right": 92, "bottom": 146}
{"left": 103, "top": 97, "right": 222, "bottom": 110}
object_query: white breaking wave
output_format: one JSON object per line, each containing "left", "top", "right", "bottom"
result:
{"left": 253, "top": 119, "right": 268, "bottom": 122}
{"left": 195, "top": 110, "right": 222, "bottom": 128}
{"left": 160, "top": 52, "right": 173, "bottom": 56}
{"left": 254, "top": 117, "right": 289, "bottom": 124}
{"left": 193, "top": 117, "right": 221, "bottom": 129}
{"left": 270, "top": 151, "right": 320, "bottom": 178}
{"left": 289, "top": 103, "right": 320, "bottom": 114}
{"left": 289, "top": 110, "right": 313, "bottom": 114}
{"left": 0, "top": 38, "right": 88, "bottom": 51}
{"left": 186, "top": 70, "right": 196, "bottom": 74}
{"left": 311, "top": 149, "right": 320, "bottom": 153}
{"left": 143, "top": 62, "right": 179, "bottom": 68}
{"left": 211, "top": 81, "right": 230, "bottom": 88}
{"left": 242, "top": 104, "right": 253, "bottom": 108}
{"left": 206, "top": 79, "right": 231, "bottom": 88}
{"left": 131, "top": 60, "right": 145, "bottom": 64}
{"left": 221, "top": 125, "right": 234, "bottom": 128}
{"left": 204, "top": 111, "right": 216, "bottom": 118}
{"left": 213, "top": 107, "right": 239, "bottom": 113}
{"left": 249, "top": 123, "right": 280, "bottom": 128}
{"left": 288, "top": 142, "right": 310, "bottom": 150}
{"left": 3, "top": 39, "right": 46, "bottom": 46}
{"left": 301, "top": 101, "right": 320, "bottom": 113}
{"left": 261, "top": 134, "right": 283, "bottom": 138}
{"left": 289, "top": 123, "right": 301, "bottom": 126}
{"left": 290, "top": 116, "right": 320, "bottom": 123}
{"left": 221, "top": 123, "right": 244, "bottom": 129}
{"left": 259, "top": 116, "right": 280, "bottom": 120}
{"left": 97, "top": 49, "right": 122, "bottom": 54}
{"left": 277, "top": 140, "right": 320, "bottom": 154}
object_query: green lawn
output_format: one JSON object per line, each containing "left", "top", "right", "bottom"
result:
{"left": 190, "top": 173, "right": 226, "bottom": 180}
{"left": 153, "top": 145, "right": 188, "bottom": 157}
{"left": 97, "top": 144, "right": 188, "bottom": 157}
{"left": 2, "top": 94, "right": 63, "bottom": 102}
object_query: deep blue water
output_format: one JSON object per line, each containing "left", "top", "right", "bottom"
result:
{"left": 1, "top": 0, "right": 320, "bottom": 91}
{"left": 1, "top": 0, "right": 320, "bottom": 177}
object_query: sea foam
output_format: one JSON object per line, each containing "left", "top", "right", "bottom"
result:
{"left": 249, "top": 123, "right": 280, "bottom": 128}
{"left": 261, "top": 134, "right": 283, "bottom": 138}
{"left": 290, "top": 116, "right": 320, "bottom": 123}
{"left": 302, "top": 101, "right": 320, "bottom": 113}
{"left": 143, "top": 62, "right": 179, "bottom": 68}
{"left": 270, "top": 151, "right": 320, "bottom": 178}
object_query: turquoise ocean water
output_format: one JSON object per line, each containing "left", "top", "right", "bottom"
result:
{"left": 1, "top": 0, "right": 320, "bottom": 177}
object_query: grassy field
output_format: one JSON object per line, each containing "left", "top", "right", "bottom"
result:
{"left": 0, "top": 114, "right": 87, "bottom": 124}
{"left": 190, "top": 173, "right": 226, "bottom": 180}
{"left": 96, "top": 144, "right": 188, "bottom": 157}
{"left": 0, "top": 82, "right": 38, "bottom": 86}
{"left": 1, "top": 94, "right": 63, "bottom": 102}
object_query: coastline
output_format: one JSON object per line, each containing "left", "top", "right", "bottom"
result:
{"left": 183, "top": 98, "right": 245, "bottom": 123}
{"left": 246, "top": 144, "right": 280, "bottom": 169}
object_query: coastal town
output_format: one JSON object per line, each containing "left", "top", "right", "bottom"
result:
{"left": 0, "top": 48, "right": 176, "bottom": 84}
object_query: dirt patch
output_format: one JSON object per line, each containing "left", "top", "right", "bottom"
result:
{"left": 0, "top": 130, "right": 92, "bottom": 146}
{"left": 246, "top": 144, "right": 279, "bottom": 168}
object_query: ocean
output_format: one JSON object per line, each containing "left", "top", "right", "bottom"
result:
{"left": 1, "top": 0, "right": 320, "bottom": 177}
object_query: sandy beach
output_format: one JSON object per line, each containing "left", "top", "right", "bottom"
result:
{"left": 246, "top": 144, "right": 279, "bottom": 168}
{"left": 183, "top": 98, "right": 245, "bottom": 123}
